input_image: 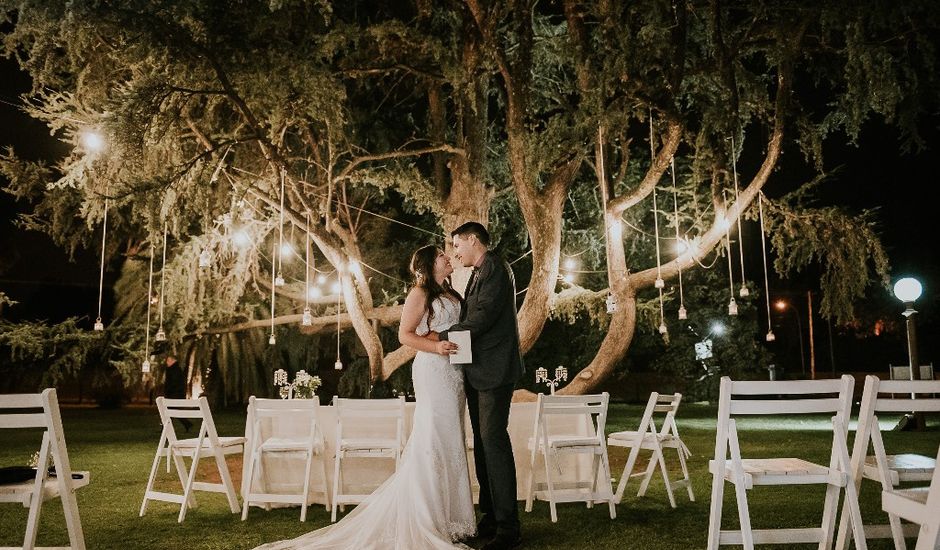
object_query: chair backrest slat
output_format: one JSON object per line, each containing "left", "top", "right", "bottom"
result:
{"left": 0, "top": 413, "right": 48, "bottom": 429}
{"left": 876, "top": 379, "right": 940, "bottom": 394}
{"left": 872, "top": 398, "right": 940, "bottom": 413}
{"left": 0, "top": 393, "right": 45, "bottom": 408}
{"left": 535, "top": 392, "right": 610, "bottom": 442}
{"left": 729, "top": 378, "right": 848, "bottom": 395}
{"left": 729, "top": 398, "right": 846, "bottom": 415}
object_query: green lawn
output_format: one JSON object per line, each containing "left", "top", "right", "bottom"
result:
{"left": 1, "top": 403, "right": 937, "bottom": 549}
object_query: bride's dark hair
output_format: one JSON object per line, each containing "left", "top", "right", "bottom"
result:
{"left": 409, "top": 245, "right": 460, "bottom": 324}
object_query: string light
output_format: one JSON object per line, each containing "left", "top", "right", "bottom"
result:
{"left": 142, "top": 241, "right": 155, "bottom": 373}
{"left": 759, "top": 193, "right": 775, "bottom": 341}
{"left": 731, "top": 135, "right": 749, "bottom": 297}
{"left": 650, "top": 113, "right": 667, "bottom": 336}
{"left": 154, "top": 222, "right": 168, "bottom": 342}
{"left": 93, "top": 199, "right": 108, "bottom": 331}
{"left": 334, "top": 266, "right": 343, "bottom": 370}
{"left": 302, "top": 212, "right": 312, "bottom": 327}
{"left": 725, "top": 198, "right": 738, "bottom": 316}
{"left": 275, "top": 169, "right": 286, "bottom": 286}
{"left": 269, "top": 239, "right": 277, "bottom": 345}
{"left": 671, "top": 158, "right": 687, "bottom": 320}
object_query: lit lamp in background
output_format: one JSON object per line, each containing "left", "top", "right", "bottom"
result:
{"left": 775, "top": 299, "right": 806, "bottom": 376}
{"left": 893, "top": 277, "right": 924, "bottom": 431}
{"left": 535, "top": 365, "right": 568, "bottom": 395}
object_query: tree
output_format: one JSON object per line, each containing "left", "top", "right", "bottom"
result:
{"left": 0, "top": 0, "right": 935, "bottom": 403}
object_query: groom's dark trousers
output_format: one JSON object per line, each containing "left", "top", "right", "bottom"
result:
{"left": 466, "top": 382, "right": 519, "bottom": 537}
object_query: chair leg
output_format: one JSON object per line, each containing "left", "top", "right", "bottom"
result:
{"left": 543, "top": 447, "right": 558, "bottom": 523}
{"left": 676, "top": 445, "right": 695, "bottom": 502}
{"left": 614, "top": 444, "right": 642, "bottom": 504}
{"left": 331, "top": 450, "right": 342, "bottom": 523}
{"left": 587, "top": 452, "right": 599, "bottom": 509}
{"left": 320, "top": 453, "right": 330, "bottom": 511}
{"left": 241, "top": 448, "right": 259, "bottom": 521}
{"left": 179, "top": 451, "right": 202, "bottom": 523}
{"left": 648, "top": 443, "right": 676, "bottom": 508}
{"left": 23, "top": 435, "right": 51, "bottom": 550}
{"left": 212, "top": 448, "right": 241, "bottom": 514}
{"left": 599, "top": 449, "right": 617, "bottom": 519}
{"left": 525, "top": 444, "right": 538, "bottom": 513}
{"left": 140, "top": 435, "right": 168, "bottom": 517}
{"left": 706, "top": 468, "right": 725, "bottom": 550}
{"left": 301, "top": 450, "right": 315, "bottom": 522}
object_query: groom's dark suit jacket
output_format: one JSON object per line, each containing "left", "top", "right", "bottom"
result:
{"left": 440, "top": 251, "right": 525, "bottom": 390}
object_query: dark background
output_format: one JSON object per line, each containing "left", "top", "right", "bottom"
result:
{"left": 1, "top": 55, "right": 936, "bottom": 377}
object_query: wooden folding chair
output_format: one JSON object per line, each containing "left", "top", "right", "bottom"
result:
{"left": 0, "top": 388, "right": 89, "bottom": 550}
{"left": 524, "top": 392, "right": 616, "bottom": 523}
{"left": 608, "top": 392, "right": 694, "bottom": 507}
{"left": 140, "top": 396, "right": 245, "bottom": 522}
{"left": 242, "top": 396, "right": 329, "bottom": 522}
{"left": 881, "top": 443, "right": 940, "bottom": 550}
{"left": 835, "top": 375, "right": 940, "bottom": 550}
{"left": 706, "top": 376, "right": 867, "bottom": 550}
{"left": 330, "top": 396, "right": 406, "bottom": 522}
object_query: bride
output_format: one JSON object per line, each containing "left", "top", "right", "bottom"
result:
{"left": 254, "top": 245, "right": 475, "bottom": 550}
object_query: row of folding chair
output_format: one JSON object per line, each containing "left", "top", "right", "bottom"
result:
{"left": 140, "top": 394, "right": 407, "bottom": 524}
{"left": 707, "top": 375, "right": 940, "bottom": 550}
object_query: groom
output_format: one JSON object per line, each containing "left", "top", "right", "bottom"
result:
{"left": 432, "top": 222, "right": 524, "bottom": 550}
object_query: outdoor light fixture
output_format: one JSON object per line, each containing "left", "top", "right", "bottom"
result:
{"left": 142, "top": 357, "right": 151, "bottom": 373}
{"left": 535, "top": 365, "right": 568, "bottom": 394}
{"left": 154, "top": 328, "right": 166, "bottom": 342}
{"left": 678, "top": 305, "right": 687, "bottom": 320}
{"left": 655, "top": 277, "right": 665, "bottom": 289}
{"left": 275, "top": 274, "right": 285, "bottom": 287}
{"left": 739, "top": 286, "right": 750, "bottom": 297}
{"left": 269, "top": 333, "right": 276, "bottom": 345}
{"left": 766, "top": 330, "right": 776, "bottom": 342}
{"left": 658, "top": 322, "right": 668, "bottom": 335}
{"left": 93, "top": 317, "right": 104, "bottom": 331}
{"left": 302, "top": 307, "right": 313, "bottom": 327}
{"left": 198, "top": 249, "right": 211, "bottom": 268}
{"left": 893, "top": 276, "right": 924, "bottom": 430}
{"left": 710, "top": 322, "right": 725, "bottom": 336}
{"left": 334, "top": 360, "right": 343, "bottom": 370}
{"left": 728, "top": 297, "right": 738, "bottom": 316}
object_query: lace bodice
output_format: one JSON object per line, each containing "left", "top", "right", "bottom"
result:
{"left": 417, "top": 297, "right": 461, "bottom": 335}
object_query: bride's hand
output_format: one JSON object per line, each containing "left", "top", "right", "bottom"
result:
{"left": 434, "top": 340, "right": 457, "bottom": 356}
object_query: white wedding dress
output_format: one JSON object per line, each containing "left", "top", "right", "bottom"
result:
{"left": 254, "top": 297, "right": 475, "bottom": 550}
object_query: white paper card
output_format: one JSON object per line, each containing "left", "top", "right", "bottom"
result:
{"left": 448, "top": 330, "right": 472, "bottom": 364}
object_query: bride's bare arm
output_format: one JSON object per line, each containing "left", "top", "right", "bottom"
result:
{"left": 398, "top": 288, "right": 458, "bottom": 356}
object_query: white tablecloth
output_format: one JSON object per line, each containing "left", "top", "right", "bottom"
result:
{"left": 241, "top": 401, "right": 595, "bottom": 505}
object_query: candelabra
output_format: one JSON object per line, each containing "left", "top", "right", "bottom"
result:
{"left": 536, "top": 365, "right": 568, "bottom": 395}
{"left": 273, "top": 369, "right": 321, "bottom": 399}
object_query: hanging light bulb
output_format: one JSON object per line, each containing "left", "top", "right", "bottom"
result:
{"left": 156, "top": 222, "right": 169, "bottom": 345}
{"left": 765, "top": 330, "right": 776, "bottom": 342}
{"left": 302, "top": 306, "right": 313, "bottom": 326}
{"left": 275, "top": 274, "right": 285, "bottom": 287}
{"left": 142, "top": 357, "right": 151, "bottom": 373}
{"left": 199, "top": 249, "right": 211, "bottom": 268}
{"left": 739, "top": 286, "right": 750, "bottom": 297}
{"left": 269, "top": 333, "right": 276, "bottom": 345}
{"left": 678, "top": 305, "right": 687, "bottom": 320}
{"left": 93, "top": 199, "right": 109, "bottom": 331}
{"left": 154, "top": 328, "right": 166, "bottom": 342}
{"left": 654, "top": 278, "right": 665, "bottom": 289}
{"left": 94, "top": 317, "right": 104, "bottom": 331}
{"left": 658, "top": 322, "right": 668, "bottom": 335}
{"left": 728, "top": 297, "right": 739, "bottom": 316}
{"left": 334, "top": 359, "right": 343, "bottom": 370}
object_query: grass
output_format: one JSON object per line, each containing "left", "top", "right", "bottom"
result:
{"left": 1, "top": 403, "right": 937, "bottom": 549}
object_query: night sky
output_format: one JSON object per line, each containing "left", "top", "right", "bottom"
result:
{"left": 1, "top": 54, "right": 936, "bottom": 369}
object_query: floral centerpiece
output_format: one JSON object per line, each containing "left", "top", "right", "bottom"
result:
{"left": 273, "top": 368, "right": 322, "bottom": 399}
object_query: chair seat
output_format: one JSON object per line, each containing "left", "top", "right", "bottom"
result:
{"left": 172, "top": 435, "right": 247, "bottom": 449}
{"left": 339, "top": 437, "right": 400, "bottom": 451}
{"left": 608, "top": 430, "right": 683, "bottom": 446}
{"left": 710, "top": 457, "right": 836, "bottom": 487}
{"left": 259, "top": 436, "right": 324, "bottom": 453}
{"left": 0, "top": 471, "right": 90, "bottom": 506}
{"left": 528, "top": 435, "right": 601, "bottom": 450}
{"left": 863, "top": 453, "right": 935, "bottom": 485}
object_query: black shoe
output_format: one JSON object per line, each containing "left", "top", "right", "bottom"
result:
{"left": 481, "top": 533, "right": 522, "bottom": 550}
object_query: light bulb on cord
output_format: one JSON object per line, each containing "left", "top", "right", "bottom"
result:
{"left": 658, "top": 322, "right": 668, "bottom": 335}
{"left": 677, "top": 306, "right": 687, "bottom": 320}
{"left": 269, "top": 333, "right": 276, "bottom": 345}
{"left": 275, "top": 274, "right": 285, "bottom": 287}
{"left": 142, "top": 358, "right": 151, "bottom": 373}
{"left": 728, "top": 297, "right": 739, "bottom": 316}
{"left": 302, "top": 307, "right": 313, "bottom": 326}
{"left": 765, "top": 330, "right": 776, "bottom": 342}
{"left": 93, "top": 317, "right": 104, "bottom": 331}
{"left": 154, "top": 327, "right": 166, "bottom": 342}
{"left": 654, "top": 278, "right": 665, "bottom": 289}
{"left": 334, "top": 360, "right": 343, "bottom": 370}
{"left": 198, "top": 249, "right": 211, "bottom": 268}
{"left": 739, "top": 286, "right": 750, "bottom": 297}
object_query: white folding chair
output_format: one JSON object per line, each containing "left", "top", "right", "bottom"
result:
{"left": 242, "top": 396, "right": 329, "bottom": 521}
{"left": 140, "top": 396, "right": 245, "bottom": 522}
{"left": 330, "top": 396, "right": 406, "bottom": 522}
{"left": 706, "top": 375, "right": 867, "bottom": 550}
{"left": 0, "top": 388, "right": 89, "bottom": 550}
{"left": 524, "top": 392, "right": 616, "bottom": 523}
{"left": 881, "top": 444, "right": 940, "bottom": 550}
{"left": 608, "top": 391, "right": 694, "bottom": 507}
{"left": 836, "top": 375, "right": 940, "bottom": 550}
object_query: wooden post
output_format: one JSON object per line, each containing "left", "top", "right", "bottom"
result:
{"left": 808, "top": 291, "right": 816, "bottom": 380}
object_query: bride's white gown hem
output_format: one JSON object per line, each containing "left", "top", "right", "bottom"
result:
{"left": 253, "top": 297, "right": 474, "bottom": 550}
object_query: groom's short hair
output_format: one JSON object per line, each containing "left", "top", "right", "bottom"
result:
{"left": 451, "top": 222, "right": 490, "bottom": 246}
